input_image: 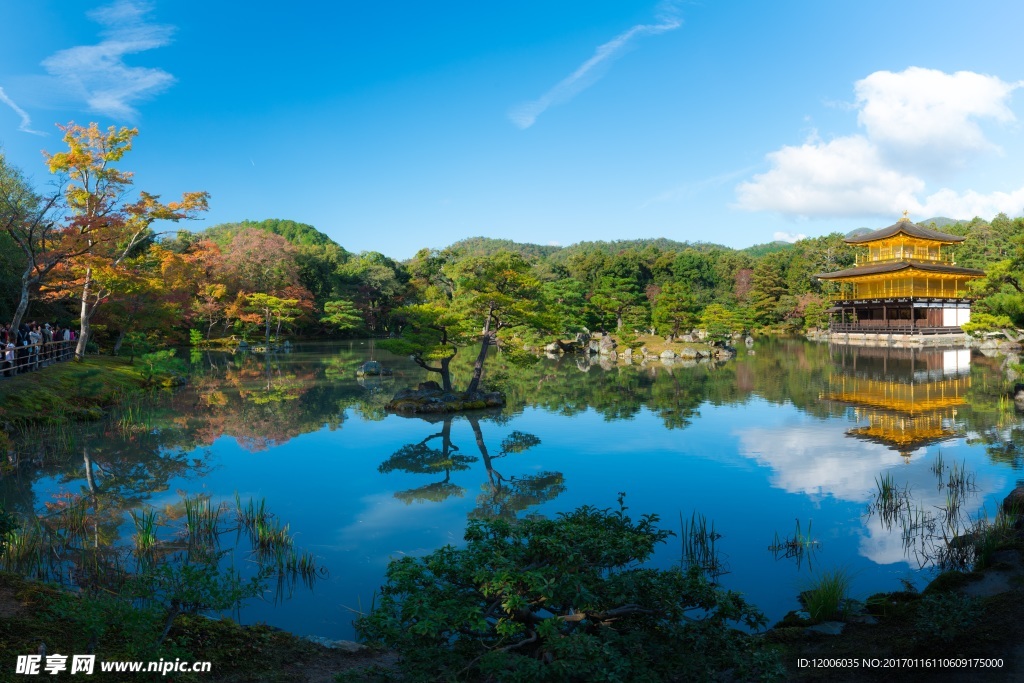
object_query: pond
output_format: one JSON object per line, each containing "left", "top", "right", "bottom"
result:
{"left": 4, "top": 339, "right": 1023, "bottom": 641}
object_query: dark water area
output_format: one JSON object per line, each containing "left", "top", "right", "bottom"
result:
{"left": 5, "top": 339, "right": 1022, "bottom": 641}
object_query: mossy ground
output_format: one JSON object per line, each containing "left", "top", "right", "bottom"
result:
{"left": 0, "top": 356, "right": 154, "bottom": 426}
{"left": 0, "top": 572, "right": 390, "bottom": 682}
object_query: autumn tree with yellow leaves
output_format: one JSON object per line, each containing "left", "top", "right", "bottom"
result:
{"left": 44, "top": 123, "right": 208, "bottom": 357}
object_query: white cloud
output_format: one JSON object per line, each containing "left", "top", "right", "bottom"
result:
{"left": 41, "top": 0, "right": 175, "bottom": 120}
{"left": 509, "top": 9, "right": 681, "bottom": 129}
{"left": 0, "top": 85, "right": 44, "bottom": 135}
{"left": 736, "top": 68, "right": 1024, "bottom": 220}
{"left": 855, "top": 67, "right": 1022, "bottom": 170}
{"left": 736, "top": 135, "right": 924, "bottom": 217}
{"left": 733, "top": 423, "right": 1006, "bottom": 567}
{"left": 914, "top": 186, "right": 1024, "bottom": 219}
{"left": 773, "top": 231, "right": 806, "bottom": 243}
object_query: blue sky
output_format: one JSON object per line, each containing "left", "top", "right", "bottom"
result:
{"left": 2, "top": 1, "right": 1023, "bottom": 259}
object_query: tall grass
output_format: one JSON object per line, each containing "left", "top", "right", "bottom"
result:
{"left": 233, "top": 493, "right": 322, "bottom": 588}
{"left": 130, "top": 508, "right": 159, "bottom": 556}
{"left": 769, "top": 519, "right": 819, "bottom": 570}
{"left": 946, "top": 460, "right": 976, "bottom": 497}
{"left": 235, "top": 494, "right": 269, "bottom": 533}
{"left": 1, "top": 518, "right": 48, "bottom": 576}
{"left": 930, "top": 451, "right": 945, "bottom": 478}
{"left": 802, "top": 568, "right": 853, "bottom": 622}
{"left": 681, "top": 511, "right": 726, "bottom": 579}
{"left": 183, "top": 495, "right": 221, "bottom": 548}
{"left": 871, "top": 471, "right": 911, "bottom": 530}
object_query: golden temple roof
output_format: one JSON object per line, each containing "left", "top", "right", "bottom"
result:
{"left": 844, "top": 218, "right": 966, "bottom": 245}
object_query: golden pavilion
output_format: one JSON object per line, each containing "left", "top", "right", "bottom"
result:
{"left": 822, "top": 346, "right": 969, "bottom": 459}
{"left": 816, "top": 213, "right": 985, "bottom": 333}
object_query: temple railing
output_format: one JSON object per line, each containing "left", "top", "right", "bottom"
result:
{"left": 828, "top": 322, "right": 963, "bottom": 335}
{"left": 829, "top": 292, "right": 971, "bottom": 302}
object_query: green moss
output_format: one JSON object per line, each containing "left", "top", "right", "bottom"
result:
{"left": 763, "top": 626, "right": 806, "bottom": 643}
{"left": 864, "top": 591, "right": 919, "bottom": 620}
{"left": 922, "top": 570, "right": 984, "bottom": 595}
{"left": 0, "top": 357, "right": 157, "bottom": 426}
{"left": 0, "top": 572, "right": 358, "bottom": 683}
{"left": 772, "top": 610, "right": 811, "bottom": 629}
{"left": 172, "top": 615, "right": 320, "bottom": 682}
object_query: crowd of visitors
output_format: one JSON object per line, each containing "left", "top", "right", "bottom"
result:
{"left": 0, "top": 321, "right": 76, "bottom": 377}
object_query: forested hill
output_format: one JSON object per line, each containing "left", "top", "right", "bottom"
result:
{"left": 739, "top": 241, "right": 795, "bottom": 258}
{"left": 446, "top": 236, "right": 739, "bottom": 262}
{"left": 445, "top": 237, "right": 563, "bottom": 260}
{"left": 196, "top": 218, "right": 963, "bottom": 264}
{"left": 199, "top": 218, "right": 344, "bottom": 249}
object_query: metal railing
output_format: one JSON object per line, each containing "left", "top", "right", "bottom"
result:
{"left": 829, "top": 322, "right": 963, "bottom": 335}
{"left": 1, "top": 339, "right": 76, "bottom": 378}
{"left": 854, "top": 246, "right": 952, "bottom": 265}
{"left": 829, "top": 289, "right": 970, "bottom": 301}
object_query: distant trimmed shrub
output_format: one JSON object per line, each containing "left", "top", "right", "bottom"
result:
{"left": 961, "top": 313, "right": 1015, "bottom": 335}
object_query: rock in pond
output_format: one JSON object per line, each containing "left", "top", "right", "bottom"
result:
{"left": 1004, "top": 483, "right": 1024, "bottom": 513}
{"left": 356, "top": 360, "right": 392, "bottom": 377}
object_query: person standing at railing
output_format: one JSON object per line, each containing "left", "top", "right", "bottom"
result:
{"left": 28, "top": 324, "right": 41, "bottom": 371}
{"left": 2, "top": 342, "right": 13, "bottom": 377}
{"left": 43, "top": 324, "right": 53, "bottom": 364}
{"left": 16, "top": 324, "right": 29, "bottom": 373}
{"left": 64, "top": 326, "right": 74, "bottom": 360}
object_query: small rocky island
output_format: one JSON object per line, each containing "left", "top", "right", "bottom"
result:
{"left": 386, "top": 381, "right": 505, "bottom": 414}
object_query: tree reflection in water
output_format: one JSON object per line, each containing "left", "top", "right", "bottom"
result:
{"left": 379, "top": 413, "right": 566, "bottom": 520}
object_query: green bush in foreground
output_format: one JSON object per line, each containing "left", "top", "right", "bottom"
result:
{"left": 353, "top": 500, "right": 783, "bottom": 682}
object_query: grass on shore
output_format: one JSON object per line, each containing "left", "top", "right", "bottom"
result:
{"left": 0, "top": 356, "right": 155, "bottom": 426}
{"left": 0, "top": 571, "right": 379, "bottom": 682}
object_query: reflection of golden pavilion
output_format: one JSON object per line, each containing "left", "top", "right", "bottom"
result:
{"left": 822, "top": 346, "right": 970, "bottom": 459}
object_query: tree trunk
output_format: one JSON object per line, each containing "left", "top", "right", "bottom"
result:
{"left": 413, "top": 353, "right": 454, "bottom": 392}
{"left": 468, "top": 416, "right": 498, "bottom": 488}
{"left": 616, "top": 311, "right": 623, "bottom": 331}
{"left": 75, "top": 269, "right": 94, "bottom": 359}
{"left": 113, "top": 329, "right": 126, "bottom": 356}
{"left": 264, "top": 307, "right": 271, "bottom": 347}
{"left": 438, "top": 355, "right": 453, "bottom": 392}
{"left": 10, "top": 273, "right": 30, "bottom": 332}
{"left": 83, "top": 447, "right": 98, "bottom": 498}
{"left": 465, "top": 308, "right": 493, "bottom": 395}
{"left": 439, "top": 417, "right": 454, "bottom": 457}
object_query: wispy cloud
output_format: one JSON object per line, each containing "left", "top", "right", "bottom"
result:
{"left": 41, "top": 0, "right": 176, "bottom": 120}
{"left": 509, "top": 7, "right": 681, "bottom": 129}
{"left": 773, "top": 231, "right": 806, "bottom": 243}
{"left": 0, "top": 85, "right": 44, "bottom": 135}
{"left": 641, "top": 165, "right": 757, "bottom": 209}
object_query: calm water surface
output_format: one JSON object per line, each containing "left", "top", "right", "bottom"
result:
{"left": 9, "top": 339, "right": 1023, "bottom": 640}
